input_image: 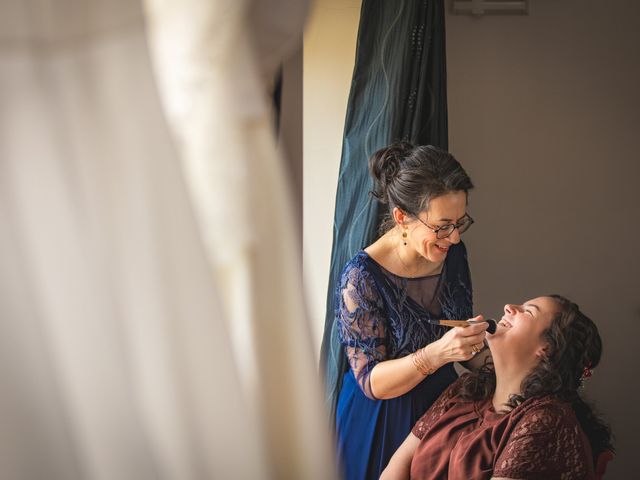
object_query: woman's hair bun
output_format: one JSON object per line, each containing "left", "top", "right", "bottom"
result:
{"left": 369, "top": 142, "right": 413, "bottom": 203}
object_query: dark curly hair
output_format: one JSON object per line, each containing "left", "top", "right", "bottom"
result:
{"left": 459, "top": 295, "right": 613, "bottom": 458}
{"left": 368, "top": 142, "right": 473, "bottom": 233}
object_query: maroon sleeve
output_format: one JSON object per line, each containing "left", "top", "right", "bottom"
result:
{"left": 494, "top": 401, "right": 594, "bottom": 479}
{"left": 411, "top": 376, "right": 464, "bottom": 440}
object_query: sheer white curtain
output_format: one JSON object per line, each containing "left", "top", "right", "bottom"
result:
{"left": 145, "top": 0, "right": 333, "bottom": 478}
{"left": 0, "top": 0, "right": 330, "bottom": 478}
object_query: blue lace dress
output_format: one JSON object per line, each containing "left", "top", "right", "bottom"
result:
{"left": 335, "top": 242, "right": 473, "bottom": 480}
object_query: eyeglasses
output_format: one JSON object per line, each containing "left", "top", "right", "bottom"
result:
{"left": 414, "top": 213, "right": 474, "bottom": 239}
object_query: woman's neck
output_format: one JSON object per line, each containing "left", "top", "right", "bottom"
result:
{"left": 387, "top": 230, "right": 441, "bottom": 277}
{"left": 367, "top": 231, "right": 442, "bottom": 278}
{"left": 491, "top": 359, "right": 531, "bottom": 412}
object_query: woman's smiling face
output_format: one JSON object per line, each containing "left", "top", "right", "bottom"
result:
{"left": 488, "top": 296, "right": 561, "bottom": 363}
{"left": 407, "top": 191, "right": 468, "bottom": 263}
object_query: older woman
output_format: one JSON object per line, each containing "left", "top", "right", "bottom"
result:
{"left": 333, "top": 143, "right": 489, "bottom": 480}
{"left": 381, "top": 295, "right": 612, "bottom": 480}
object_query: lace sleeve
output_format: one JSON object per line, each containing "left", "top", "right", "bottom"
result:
{"left": 336, "top": 264, "right": 387, "bottom": 400}
{"left": 411, "top": 377, "right": 463, "bottom": 439}
{"left": 494, "top": 402, "right": 592, "bottom": 479}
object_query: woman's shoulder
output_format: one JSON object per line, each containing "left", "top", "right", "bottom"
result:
{"left": 496, "top": 397, "right": 595, "bottom": 480}
{"left": 511, "top": 396, "right": 579, "bottom": 431}
{"left": 337, "top": 251, "right": 380, "bottom": 286}
{"left": 341, "top": 250, "right": 372, "bottom": 274}
{"left": 518, "top": 394, "right": 574, "bottom": 412}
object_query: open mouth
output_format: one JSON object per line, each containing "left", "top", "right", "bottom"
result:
{"left": 435, "top": 244, "right": 450, "bottom": 254}
{"left": 499, "top": 318, "right": 513, "bottom": 329}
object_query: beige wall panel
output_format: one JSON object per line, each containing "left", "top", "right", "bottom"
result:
{"left": 446, "top": 2, "right": 640, "bottom": 476}
{"left": 303, "top": 0, "right": 362, "bottom": 353}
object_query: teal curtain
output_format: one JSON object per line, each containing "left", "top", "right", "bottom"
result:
{"left": 320, "top": 0, "right": 449, "bottom": 421}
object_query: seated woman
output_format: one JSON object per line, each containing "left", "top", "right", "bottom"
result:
{"left": 381, "top": 294, "right": 612, "bottom": 480}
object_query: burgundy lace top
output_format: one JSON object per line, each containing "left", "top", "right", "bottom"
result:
{"left": 410, "top": 377, "right": 595, "bottom": 479}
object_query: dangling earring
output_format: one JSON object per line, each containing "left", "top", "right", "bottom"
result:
{"left": 402, "top": 228, "right": 408, "bottom": 246}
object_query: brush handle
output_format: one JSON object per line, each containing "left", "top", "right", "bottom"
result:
{"left": 428, "top": 318, "right": 497, "bottom": 334}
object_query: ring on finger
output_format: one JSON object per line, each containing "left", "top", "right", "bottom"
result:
{"left": 471, "top": 343, "right": 483, "bottom": 353}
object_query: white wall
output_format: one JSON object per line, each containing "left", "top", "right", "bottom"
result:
{"left": 303, "top": 0, "right": 361, "bottom": 353}
{"left": 446, "top": 2, "right": 640, "bottom": 476}
{"left": 304, "top": 1, "right": 639, "bottom": 474}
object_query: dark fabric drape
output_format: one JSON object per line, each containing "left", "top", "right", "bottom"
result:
{"left": 319, "top": 0, "right": 449, "bottom": 421}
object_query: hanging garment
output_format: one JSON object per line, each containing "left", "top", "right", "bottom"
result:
{"left": 0, "top": 0, "right": 263, "bottom": 478}
{"left": 145, "top": 0, "right": 333, "bottom": 478}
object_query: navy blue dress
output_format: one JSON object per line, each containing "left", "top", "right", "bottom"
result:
{"left": 335, "top": 242, "right": 473, "bottom": 480}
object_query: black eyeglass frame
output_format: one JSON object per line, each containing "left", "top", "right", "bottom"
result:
{"left": 412, "top": 213, "right": 475, "bottom": 239}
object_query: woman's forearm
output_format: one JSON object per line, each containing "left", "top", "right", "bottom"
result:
{"left": 369, "top": 322, "right": 487, "bottom": 399}
{"left": 380, "top": 433, "right": 420, "bottom": 479}
{"left": 370, "top": 343, "right": 443, "bottom": 400}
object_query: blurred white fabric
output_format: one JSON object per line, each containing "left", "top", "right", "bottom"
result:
{"left": 143, "top": 0, "right": 310, "bottom": 389}
{"left": 144, "top": 1, "right": 334, "bottom": 478}
{"left": 0, "top": 0, "right": 275, "bottom": 478}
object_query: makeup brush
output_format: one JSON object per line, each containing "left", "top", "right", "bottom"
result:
{"left": 427, "top": 318, "right": 497, "bottom": 334}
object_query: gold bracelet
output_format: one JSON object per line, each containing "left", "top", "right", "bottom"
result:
{"left": 412, "top": 347, "right": 436, "bottom": 376}
{"left": 411, "top": 350, "right": 427, "bottom": 375}
{"left": 418, "top": 347, "right": 436, "bottom": 375}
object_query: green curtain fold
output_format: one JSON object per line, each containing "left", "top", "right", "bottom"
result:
{"left": 320, "top": 0, "right": 449, "bottom": 421}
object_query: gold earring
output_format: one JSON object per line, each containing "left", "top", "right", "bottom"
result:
{"left": 402, "top": 229, "right": 408, "bottom": 246}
